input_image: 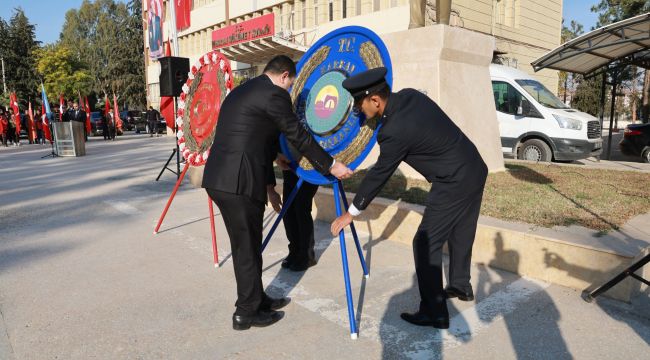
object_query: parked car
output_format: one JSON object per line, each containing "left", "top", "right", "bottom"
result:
{"left": 138, "top": 111, "right": 168, "bottom": 134}
{"left": 90, "top": 111, "right": 103, "bottom": 136}
{"left": 619, "top": 123, "right": 650, "bottom": 163}
{"left": 490, "top": 64, "right": 602, "bottom": 162}
{"left": 124, "top": 110, "right": 144, "bottom": 132}
{"left": 120, "top": 110, "right": 133, "bottom": 131}
{"left": 156, "top": 116, "right": 168, "bottom": 134}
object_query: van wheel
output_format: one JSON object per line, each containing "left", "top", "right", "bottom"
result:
{"left": 518, "top": 139, "right": 552, "bottom": 162}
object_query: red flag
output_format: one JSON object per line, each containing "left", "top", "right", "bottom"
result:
{"left": 27, "top": 102, "right": 36, "bottom": 142}
{"left": 41, "top": 102, "right": 52, "bottom": 142}
{"left": 160, "top": 96, "right": 174, "bottom": 130}
{"left": 175, "top": 0, "right": 191, "bottom": 30}
{"left": 10, "top": 92, "right": 20, "bottom": 135}
{"left": 112, "top": 94, "right": 123, "bottom": 131}
{"left": 159, "top": 41, "right": 175, "bottom": 131}
{"left": 165, "top": 40, "right": 172, "bottom": 57}
{"left": 84, "top": 96, "right": 91, "bottom": 135}
{"left": 59, "top": 94, "right": 65, "bottom": 121}
{"left": 104, "top": 95, "right": 110, "bottom": 116}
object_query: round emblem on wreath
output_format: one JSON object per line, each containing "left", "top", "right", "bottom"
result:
{"left": 305, "top": 71, "right": 352, "bottom": 136}
{"left": 280, "top": 26, "right": 393, "bottom": 185}
{"left": 176, "top": 50, "right": 233, "bottom": 166}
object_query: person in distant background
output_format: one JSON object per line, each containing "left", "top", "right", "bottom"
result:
{"left": 146, "top": 106, "right": 160, "bottom": 137}
{"left": 0, "top": 109, "right": 8, "bottom": 147}
{"left": 35, "top": 108, "right": 44, "bottom": 144}
{"left": 7, "top": 108, "right": 18, "bottom": 146}
{"left": 70, "top": 101, "right": 87, "bottom": 141}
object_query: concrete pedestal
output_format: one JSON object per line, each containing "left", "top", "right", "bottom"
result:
{"left": 358, "top": 25, "right": 505, "bottom": 178}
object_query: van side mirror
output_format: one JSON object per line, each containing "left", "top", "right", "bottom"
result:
{"left": 518, "top": 98, "right": 531, "bottom": 116}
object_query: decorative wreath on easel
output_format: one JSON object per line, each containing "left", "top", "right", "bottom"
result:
{"left": 176, "top": 50, "right": 234, "bottom": 166}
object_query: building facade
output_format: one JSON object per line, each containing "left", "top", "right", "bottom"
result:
{"left": 144, "top": 0, "right": 562, "bottom": 109}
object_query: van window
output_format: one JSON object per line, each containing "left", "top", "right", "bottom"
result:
{"left": 492, "top": 81, "right": 522, "bottom": 115}
{"left": 515, "top": 79, "right": 569, "bottom": 109}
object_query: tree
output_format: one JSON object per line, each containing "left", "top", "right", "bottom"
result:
{"left": 0, "top": 18, "right": 9, "bottom": 100}
{"left": 60, "top": 0, "right": 145, "bottom": 109}
{"left": 3, "top": 8, "right": 40, "bottom": 107}
{"left": 572, "top": 74, "right": 604, "bottom": 117}
{"left": 34, "top": 44, "right": 93, "bottom": 98}
{"left": 592, "top": 0, "right": 650, "bottom": 28}
{"left": 558, "top": 20, "right": 583, "bottom": 103}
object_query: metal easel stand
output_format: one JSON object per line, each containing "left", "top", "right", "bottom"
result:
{"left": 261, "top": 177, "right": 369, "bottom": 339}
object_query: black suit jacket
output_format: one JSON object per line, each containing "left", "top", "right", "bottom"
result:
{"left": 353, "top": 89, "right": 487, "bottom": 210}
{"left": 71, "top": 109, "right": 86, "bottom": 123}
{"left": 202, "top": 75, "right": 333, "bottom": 203}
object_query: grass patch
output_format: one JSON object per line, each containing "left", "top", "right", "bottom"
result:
{"left": 275, "top": 162, "right": 650, "bottom": 232}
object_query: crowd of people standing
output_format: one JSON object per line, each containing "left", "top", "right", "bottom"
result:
{"left": 0, "top": 107, "right": 49, "bottom": 147}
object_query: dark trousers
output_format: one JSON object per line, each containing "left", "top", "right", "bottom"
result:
{"left": 282, "top": 170, "right": 319, "bottom": 265}
{"left": 206, "top": 188, "right": 266, "bottom": 316}
{"left": 414, "top": 185, "right": 484, "bottom": 317}
{"left": 148, "top": 121, "right": 157, "bottom": 135}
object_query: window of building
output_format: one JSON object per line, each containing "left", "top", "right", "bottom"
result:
{"left": 314, "top": 0, "right": 319, "bottom": 26}
{"left": 329, "top": 0, "right": 333, "bottom": 21}
{"left": 495, "top": 0, "right": 519, "bottom": 27}
{"left": 492, "top": 81, "right": 522, "bottom": 115}
{"left": 342, "top": 0, "right": 347, "bottom": 18}
{"left": 373, "top": 0, "right": 380, "bottom": 11}
{"left": 356, "top": 0, "right": 361, "bottom": 16}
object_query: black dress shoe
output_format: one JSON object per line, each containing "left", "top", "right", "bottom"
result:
{"left": 400, "top": 311, "right": 449, "bottom": 329}
{"left": 445, "top": 286, "right": 474, "bottom": 301}
{"left": 281, "top": 258, "right": 293, "bottom": 269}
{"left": 260, "top": 296, "right": 291, "bottom": 311}
{"left": 232, "top": 310, "right": 284, "bottom": 331}
{"left": 288, "top": 258, "right": 317, "bottom": 272}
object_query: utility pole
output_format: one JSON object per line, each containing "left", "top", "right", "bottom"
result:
{"left": 1, "top": 56, "right": 6, "bottom": 95}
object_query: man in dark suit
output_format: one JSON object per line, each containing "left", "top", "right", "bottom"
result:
{"left": 331, "top": 67, "right": 488, "bottom": 329}
{"left": 202, "top": 55, "right": 353, "bottom": 331}
{"left": 70, "top": 101, "right": 87, "bottom": 141}
{"left": 146, "top": 106, "right": 160, "bottom": 137}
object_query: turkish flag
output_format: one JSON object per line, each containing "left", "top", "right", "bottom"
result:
{"left": 175, "top": 0, "right": 191, "bottom": 31}
{"left": 27, "top": 102, "right": 36, "bottom": 142}
{"left": 160, "top": 41, "right": 175, "bottom": 130}
{"left": 84, "top": 96, "right": 91, "bottom": 135}
{"left": 59, "top": 94, "right": 65, "bottom": 121}
{"left": 41, "top": 102, "right": 52, "bottom": 143}
{"left": 113, "top": 94, "right": 123, "bottom": 131}
{"left": 104, "top": 95, "right": 110, "bottom": 116}
{"left": 10, "top": 92, "right": 20, "bottom": 135}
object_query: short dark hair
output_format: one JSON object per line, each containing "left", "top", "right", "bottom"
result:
{"left": 353, "top": 83, "right": 391, "bottom": 108}
{"left": 263, "top": 55, "right": 296, "bottom": 77}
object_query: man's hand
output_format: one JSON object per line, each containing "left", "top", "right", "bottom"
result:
{"left": 330, "top": 161, "right": 353, "bottom": 180}
{"left": 331, "top": 212, "right": 353, "bottom": 236}
{"left": 267, "top": 185, "right": 282, "bottom": 213}
{"left": 275, "top": 153, "right": 291, "bottom": 171}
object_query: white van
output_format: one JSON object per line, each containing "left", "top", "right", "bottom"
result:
{"left": 490, "top": 64, "right": 602, "bottom": 162}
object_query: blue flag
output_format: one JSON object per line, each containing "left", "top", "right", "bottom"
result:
{"left": 41, "top": 83, "right": 53, "bottom": 121}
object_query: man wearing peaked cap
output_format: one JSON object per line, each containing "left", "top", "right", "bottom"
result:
{"left": 332, "top": 67, "right": 488, "bottom": 329}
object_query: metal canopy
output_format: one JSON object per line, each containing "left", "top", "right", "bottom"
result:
{"left": 217, "top": 36, "right": 308, "bottom": 65}
{"left": 531, "top": 13, "right": 650, "bottom": 75}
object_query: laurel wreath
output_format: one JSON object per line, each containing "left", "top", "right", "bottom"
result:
{"left": 295, "top": 41, "right": 383, "bottom": 170}
{"left": 176, "top": 51, "right": 233, "bottom": 167}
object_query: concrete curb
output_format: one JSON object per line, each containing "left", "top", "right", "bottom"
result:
{"left": 311, "top": 187, "right": 650, "bottom": 302}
